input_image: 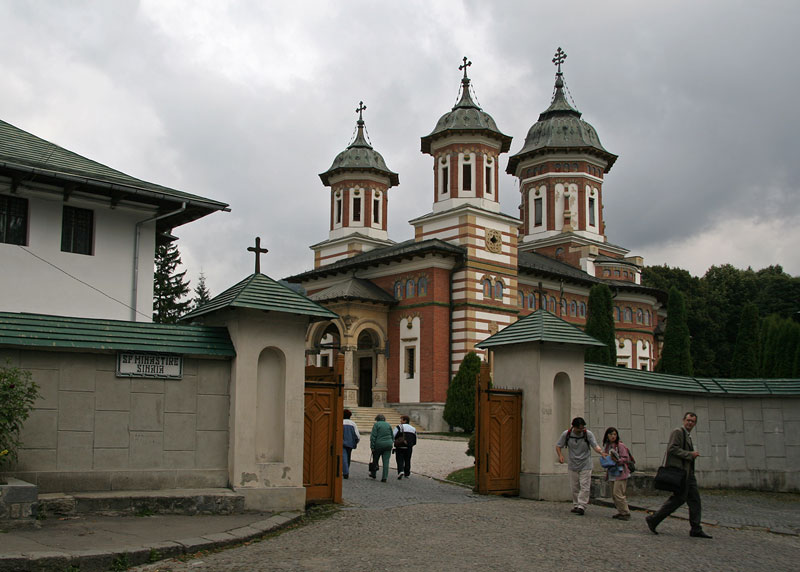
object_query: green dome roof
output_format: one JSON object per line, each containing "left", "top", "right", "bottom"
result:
{"left": 320, "top": 112, "right": 399, "bottom": 187}
{"left": 421, "top": 68, "right": 511, "bottom": 155}
{"left": 506, "top": 74, "right": 617, "bottom": 175}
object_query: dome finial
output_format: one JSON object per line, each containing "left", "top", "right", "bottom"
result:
{"left": 552, "top": 47, "right": 567, "bottom": 76}
{"left": 459, "top": 56, "right": 472, "bottom": 81}
{"left": 355, "top": 100, "right": 367, "bottom": 126}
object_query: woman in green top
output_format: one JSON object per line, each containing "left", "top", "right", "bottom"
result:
{"left": 369, "top": 414, "right": 394, "bottom": 482}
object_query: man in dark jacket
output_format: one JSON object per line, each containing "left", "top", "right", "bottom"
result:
{"left": 342, "top": 409, "right": 360, "bottom": 479}
{"left": 393, "top": 415, "right": 417, "bottom": 479}
{"left": 646, "top": 412, "right": 712, "bottom": 538}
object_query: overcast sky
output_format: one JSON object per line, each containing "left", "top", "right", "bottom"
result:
{"left": 1, "top": 0, "right": 798, "bottom": 297}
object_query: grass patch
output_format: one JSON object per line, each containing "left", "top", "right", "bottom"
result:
{"left": 446, "top": 466, "right": 475, "bottom": 487}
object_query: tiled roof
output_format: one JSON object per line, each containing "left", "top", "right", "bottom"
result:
{"left": 518, "top": 251, "right": 599, "bottom": 285}
{"left": 0, "top": 312, "right": 234, "bottom": 356}
{"left": 285, "top": 239, "right": 466, "bottom": 282}
{"left": 0, "top": 119, "right": 228, "bottom": 229}
{"left": 181, "top": 273, "right": 338, "bottom": 321}
{"left": 476, "top": 310, "right": 605, "bottom": 349}
{"left": 584, "top": 363, "right": 800, "bottom": 396}
{"left": 309, "top": 277, "right": 396, "bottom": 304}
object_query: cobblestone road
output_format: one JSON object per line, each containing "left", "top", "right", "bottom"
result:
{"left": 138, "top": 459, "right": 800, "bottom": 572}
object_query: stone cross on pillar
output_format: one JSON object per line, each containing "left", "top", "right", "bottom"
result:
{"left": 247, "top": 237, "right": 269, "bottom": 274}
{"left": 535, "top": 281, "right": 547, "bottom": 311}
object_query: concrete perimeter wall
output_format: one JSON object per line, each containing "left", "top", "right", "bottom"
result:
{"left": 585, "top": 381, "right": 800, "bottom": 492}
{"left": 0, "top": 349, "right": 231, "bottom": 493}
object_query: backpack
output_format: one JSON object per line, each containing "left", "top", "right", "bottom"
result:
{"left": 394, "top": 425, "right": 408, "bottom": 448}
{"left": 563, "top": 428, "right": 589, "bottom": 447}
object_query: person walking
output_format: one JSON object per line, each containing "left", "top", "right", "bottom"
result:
{"left": 393, "top": 415, "right": 417, "bottom": 479}
{"left": 555, "top": 416, "right": 605, "bottom": 515}
{"left": 369, "top": 414, "right": 393, "bottom": 482}
{"left": 342, "top": 409, "right": 360, "bottom": 479}
{"left": 602, "top": 427, "right": 632, "bottom": 520}
{"left": 645, "top": 412, "right": 712, "bottom": 538}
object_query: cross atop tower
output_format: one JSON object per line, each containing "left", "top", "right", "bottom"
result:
{"left": 459, "top": 56, "right": 472, "bottom": 79}
{"left": 355, "top": 101, "right": 366, "bottom": 123}
{"left": 552, "top": 47, "right": 567, "bottom": 75}
{"left": 247, "top": 236, "right": 269, "bottom": 274}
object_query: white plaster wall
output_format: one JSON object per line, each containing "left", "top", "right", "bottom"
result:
{"left": 0, "top": 192, "right": 155, "bottom": 321}
{"left": 398, "top": 316, "right": 421, "bottom": 402}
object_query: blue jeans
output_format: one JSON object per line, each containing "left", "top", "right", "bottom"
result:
{"left": 343, "top": 446, "right": 353, "bottom": 476}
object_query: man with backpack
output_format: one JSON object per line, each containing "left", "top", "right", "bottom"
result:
{"left": 555, "top": 417, "right": 606, "bottom": 515}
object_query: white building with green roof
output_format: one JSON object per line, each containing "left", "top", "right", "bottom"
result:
{"left": 0, "top": 118, "right": 228, "bottom": 322}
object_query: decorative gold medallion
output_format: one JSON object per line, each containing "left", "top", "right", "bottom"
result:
{"left": 485, "top": 228, "right": 502, "bottom": 253}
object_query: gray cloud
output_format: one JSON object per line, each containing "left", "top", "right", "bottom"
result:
{"left": 1, "top": 0, "right": 798, "bottom": 297}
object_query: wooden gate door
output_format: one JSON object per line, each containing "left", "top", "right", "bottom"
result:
{"left": 304, "top": 359, "right": 344, "bottom": 504}
{"left": 475, "top": 364, "right": 523, "bottom": 495}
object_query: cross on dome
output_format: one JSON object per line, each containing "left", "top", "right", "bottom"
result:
{"left": 247, "top": 236, "right": 269, "bottom": 274}
{"left": 459, "top": 56, "right": 472, "bottom": 79}
{"left": 355, "top": 101, "right": 367, "bottom": 123}
{"left": 552, "top": 47, "right": 567, "bottom": 75}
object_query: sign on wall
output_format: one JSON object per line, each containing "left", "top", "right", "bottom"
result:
{"left": 116, "top": 353, "right": 183, "bottom": 379}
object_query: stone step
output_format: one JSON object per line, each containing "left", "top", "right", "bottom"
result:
{"left": 38, "top": 488, "right": 245, "bottom": 518}
{"left": 347, "top": 406, "right": 425, "bottom": 435}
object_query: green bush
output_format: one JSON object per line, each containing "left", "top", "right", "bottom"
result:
{"left": 443, "top": 352, "right": 481, "bottom": 433}
{"left": 0, "top": 362, "right": 40, "bottom": 469}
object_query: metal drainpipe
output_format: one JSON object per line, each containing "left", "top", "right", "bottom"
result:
{"left": 132, "top": 202, "right": 186, "bottom": 321}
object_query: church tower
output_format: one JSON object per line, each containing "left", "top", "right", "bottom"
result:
{"left": 411, "top": 58, "right": 521, "bottom": 372}
{"left": 313, "top": 102, "right": 399, "bottom": 268}
{"left": 507, "top": 48, "right": 623, "bottom": 275}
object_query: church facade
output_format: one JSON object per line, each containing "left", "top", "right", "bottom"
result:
{"left": 287, "top": 52, "right": 665, "bottom": 430}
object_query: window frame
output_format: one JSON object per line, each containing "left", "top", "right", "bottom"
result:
{"left": 0, "top": 194, "right": 28, "bottom": 246}
{"left": 61, "top": 205, "right": 94, "bottom": 255}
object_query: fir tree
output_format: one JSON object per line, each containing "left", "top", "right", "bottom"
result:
{"left": 192, "top": 271, "right": 212, "bottom": 310}
{"left": 153, "top": 241, "right": 191, "bottom": 323}
{"left": 584, "top": 284, "right": 616, "bottom": 366}
{"left": 730, "top": 303, "right": 760, "bottom": 378}
{"left": 443, "top": 351, "right": 481, "bottom": 433}
{"left": 759, "top": 314, "right": 783, "bottom": 378}
{"left": 658, "top": 287, "right": 693, "bottom": 376}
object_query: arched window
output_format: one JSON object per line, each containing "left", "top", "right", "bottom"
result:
{"left": 417, "top": 276, "right": 428, "bottom": 297}
{"left": 615, "top": 269, "right": 621, "bottom": 277}
{"left": 561, "top": 298, "right": 568, "bottom": 315}
{"left": 636, "top": 309, "right": 643, "bottom": 324}
{"left": 528, "top": 293, "right": 536, "bottom": 310}
{"left": 406, "top": 279, "right": 415, "bottom": 298}
{"left": 579, "top": 302, "right": 586, "bottom": 317}
{"left": 555, "top": 247, "right": 564, "bottom": 259}
{"left": 624, "top": 307, "right": 632, "bottom": 322}
{"left": 483, "top": 279, "right": 492, "bottom": 297}
{"left": 394, "top": 281, "right": 403, "bottom": 299}
{"left": 614, "top": 306, "right": 620, "bottom": 321}
{"left": 570, "top": 301, "right": 577, "bottom": 317}
{"left": 549, "top": 296, "right": 557, "bottom": 313}
{"left": 603, "top": 269, "right": 611, "bottom": 277}
{"left": 518, "top": 290, "right": 523, "bottom": 307}
{"left": 495, "top": 281, "right": 504, "bottom": 300}
{"left": 644, "top": 311, "right": 651, "bottom": 326}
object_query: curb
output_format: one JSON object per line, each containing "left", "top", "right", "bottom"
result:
{"left": 0, "top": 511, "right": 304, "bottom": 572}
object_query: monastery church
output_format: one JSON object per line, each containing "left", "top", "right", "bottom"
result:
{"left": 287, "top": 52, "right": 665, "bottom": 430}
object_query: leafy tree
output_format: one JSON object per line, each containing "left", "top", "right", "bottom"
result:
{"left": 443, "top": 352, "right": 481, "bottom": 433}
{"left": 0, "top": 362, "right": 40, "bottom": 470}
{"left": 584, "top": 284, "right": 616, "bottom": 366}
{"left": 730, "top": 303, "right": 760, "bottom": 378}
{"left": 153, "top": 241, "right": 191, "bottom": 323}
{"left": 658, "top": 287, "right": 693, "bottom": 376}
{"left": 192, "top": 271, "right": 212, "bottom": 310}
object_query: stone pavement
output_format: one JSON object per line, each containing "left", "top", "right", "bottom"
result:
{"left": 1, "top": 437, "right": 798, "bottom": 571}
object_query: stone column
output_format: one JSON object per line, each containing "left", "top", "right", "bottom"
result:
{"left": 373, "top": 351, "right": 388, "bottom": 406}
{"left": 343, "top": 347, "right": 358, "bottom": 407}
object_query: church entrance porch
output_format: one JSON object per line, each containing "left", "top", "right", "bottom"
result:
{"left": 358, "top": 356, "right": 373, "bottom": 407}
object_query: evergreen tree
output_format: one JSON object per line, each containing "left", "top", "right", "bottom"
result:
{"left": 584, "top": 284, "right": 616, "bottom": 366}
{"left": 443, "top": 351, "right": 481, "bottom": 433}
{"left": 153, "top": 241, "right": 191, "bottom": 323}
{"left": 774, "top": 320, "right": 800, "bottom": 378}
{"left": 759, "top": 314, "right": 783, "bottom": 378}
{"left": 658, "top": 287, "right": 693, "bottom": 376}
{"left": 192, "top": 271, "right": 212, "bottom": 310}
{"left": 730, "top": 303, "right": 760, "bottom": 377}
